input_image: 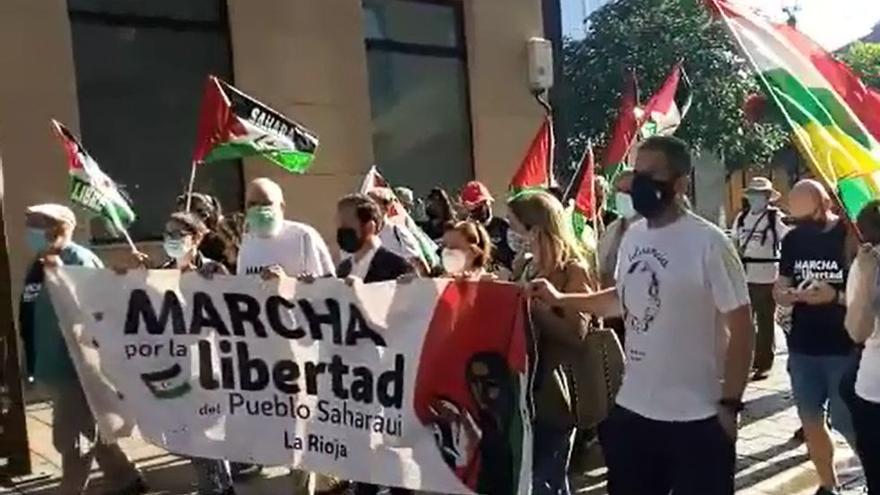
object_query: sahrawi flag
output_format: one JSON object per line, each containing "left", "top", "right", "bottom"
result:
{"left": 51, "top": 120, "right": 135, "bottom": 236}
{"left": 509, "top": 116, "right": 554, "bottom": 192}
{"left": 565, "top": 142, "right": 598, "bottom": 242}
{"left": 359, "top": 167, "right": 440, "bottom": 268}
{"left": 636, "top": 62, "right": 693, "bottom": 139}
{"left": 192, "top": 76, "right": 319, "bottom": 173}
{"left": 708, "top": 0, "right": 880, "bottom": 219}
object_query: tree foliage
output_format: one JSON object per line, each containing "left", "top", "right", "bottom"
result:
{"left": 560, "top": 0, "right": 788, "bottom": 170}
{"left": 839, "top": 42, "right": 880, "bottom": 90}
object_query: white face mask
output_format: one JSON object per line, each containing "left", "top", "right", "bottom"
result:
{"left": 747, "top": 194, "right": 768, "bottom": 212}
{"left": 163, "top": 237, "right": 192, "bottom": 261}
{"left": 507, "top": 229, "right": 525, "bottom": 253}
{"left": 615, "top": 192, "right": 636, "bottom": 219}
{"left": 441, "top": 248, "right": 469, "bottom": 275}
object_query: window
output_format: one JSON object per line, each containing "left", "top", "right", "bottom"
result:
{"left": 68, "top": 0, "right": 241, "bottom": 241}
{"left": 363, "top": 0, "right": 473, "bottom": 197}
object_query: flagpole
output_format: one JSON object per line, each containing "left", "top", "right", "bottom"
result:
{"left": 587, "top": 143, "right": 601, "bottom": 275}
{"left": 185, "top": 160, "right": 198, "bottom": 212}
{"left": 120, "top": 227, "right": 140, "bottom": 255}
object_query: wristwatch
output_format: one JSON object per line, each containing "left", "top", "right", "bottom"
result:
{"left": 719, "top": 398, "right": 745, "bottom": 413}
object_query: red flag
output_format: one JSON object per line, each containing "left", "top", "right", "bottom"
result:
{"left": 600, "top": 70, "right": 640, "bottom": 169}
{"left": 192, "top": 76, "right": 235, "bottom": 164}
{"left": 510, "top": 117, "right": 554, "bottom": 191}
{"left": 573, "top": 143, "right": 597, "bottom": 217}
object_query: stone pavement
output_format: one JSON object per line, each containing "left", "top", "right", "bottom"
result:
{"left": 574, "top": 337, "right": 866, "bottom": 495}
{"left": 1, "top": 342, "right": 867, "bottom": 494}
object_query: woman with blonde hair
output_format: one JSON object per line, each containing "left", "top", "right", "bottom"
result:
{"left": 507, "top": 190, "right": 596, "bottom": 495}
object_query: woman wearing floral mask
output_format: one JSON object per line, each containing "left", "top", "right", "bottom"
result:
{"left": 440, "top": 221, "right": 493, "bottom": 278}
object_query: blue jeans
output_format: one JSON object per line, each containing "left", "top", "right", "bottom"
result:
{"left": 533, "top": 423, "right": 574, "bottom": 495}
{"left": 787, "top": 352, "right": 857, "bottom": 447}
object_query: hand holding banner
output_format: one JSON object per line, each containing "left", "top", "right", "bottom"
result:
{"left": 45, "top": 268, "right": 533, "bottom": 494}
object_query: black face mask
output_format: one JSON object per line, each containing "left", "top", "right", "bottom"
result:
{"left": 631, "top": 173, "right": 676, "bottom": 219}
{"left": 336, "top": 227, "right": 364, "bottom": 254}
{"left": 470, "top": 204, "right": 491, "bottom": 223}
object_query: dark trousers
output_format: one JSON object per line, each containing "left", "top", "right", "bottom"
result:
{"left": 353, "top": 484, "right": 410, "bottom": 495}
{"left": 749, "top": 283, "right": 776, "bottom": 373}
{"left": 839, "top": 354, "right": 880, "bottom": 494}
{"left": 533, "top": 423, "right": 575, "bottom": 495}
{"left": 598, "top": 406, "right": 735, "bottom": 495}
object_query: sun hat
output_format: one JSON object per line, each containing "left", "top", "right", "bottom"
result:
{"left": 744, "top": 176, "right": 781, "bottom": 201}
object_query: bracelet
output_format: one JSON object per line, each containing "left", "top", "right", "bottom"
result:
{"left": 719, "top": 398, "right": 745, "bottom": 413}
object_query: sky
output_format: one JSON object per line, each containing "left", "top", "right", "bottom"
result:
{"left": 561, "top": 0, "right": 880, "bottom": 50}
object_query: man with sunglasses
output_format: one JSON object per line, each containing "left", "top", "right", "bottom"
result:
{"left": 528, "top": 136, "right": 754, "bottom": 494}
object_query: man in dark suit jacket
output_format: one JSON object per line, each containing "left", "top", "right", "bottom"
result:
{"left": 336, "top": 194, "right": 413, "bottom": 284}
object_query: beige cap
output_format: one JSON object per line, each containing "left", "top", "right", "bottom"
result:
{"left": 26, "top": 203, "right": 77, "bottom": 227}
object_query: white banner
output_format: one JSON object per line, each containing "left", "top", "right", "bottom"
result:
{"left": 46, "top": 268, "right": 533, "bottom": 494}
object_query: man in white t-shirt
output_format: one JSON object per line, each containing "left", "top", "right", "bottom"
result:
{"left": 732, "top": 177, "right": 789, "bottom": 380}
{"left": 528, "top": 136, "right": 754, "bottom": 495}
{"left": 234, "top": 177, "right": 335, "bottom": 492}
{"left": 237, "top": 178, "right": 335, "bottom": 279}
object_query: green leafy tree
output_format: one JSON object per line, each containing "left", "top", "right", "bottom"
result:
{"left": 839, "top": 41, "right": 880, "bottom": 90}
{"left": 560, "top": 0, "right": 787, "bottom": 171}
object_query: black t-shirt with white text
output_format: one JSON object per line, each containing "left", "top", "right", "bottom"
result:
{"left": 779, "top": 220, "right": 854, "bottom": 356}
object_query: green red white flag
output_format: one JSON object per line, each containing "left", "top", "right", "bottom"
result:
{"left": 509, "top": 117, "right": 554, "bottom": 192}
{"left": 707, "top": 0, "right": 880, "bottom": 219}
{"left": 780, "top": 28, "right": 880, "bottom": 143}
{"left": 636, "top": 62, "right": 693, "bottom": 139}
{"left": 51, "top": 120, "right": 136, "bottom": 237}
{"left": 359, "top": 167, "right": 440, "bottom": 268}
{"left": 566, "top": 142, "right": 598, "bottom": 242}
{"left": 192, "top": 76, "right": 319, "bottom": 173}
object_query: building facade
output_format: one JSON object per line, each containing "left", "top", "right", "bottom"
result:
{"left": 0, "top": 0, "right": 547, "bottom": 290}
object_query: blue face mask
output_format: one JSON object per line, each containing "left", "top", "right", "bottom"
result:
{"left": 26, "top": 228, "right": 48, "bottom": 253}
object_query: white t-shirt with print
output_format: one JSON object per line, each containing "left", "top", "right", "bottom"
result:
{"left": 237, "top": 220, "right": 335, "bottom": 277}
{"left": 615, "top": 212, "right": 750, "bottom": 422}
{"left": 733, "top": 207, "right": 789, "bottom": 284}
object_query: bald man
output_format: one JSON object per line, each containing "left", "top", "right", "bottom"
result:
{"left": 774, "top": 179, "right": 857, "bottom": 494}
{"left": 237, "top": 177, "right": 334, "bottom": 279}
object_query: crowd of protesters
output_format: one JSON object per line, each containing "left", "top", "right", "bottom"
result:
{"left": 19, "top": 134, "right": 880, "bottom": 495}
